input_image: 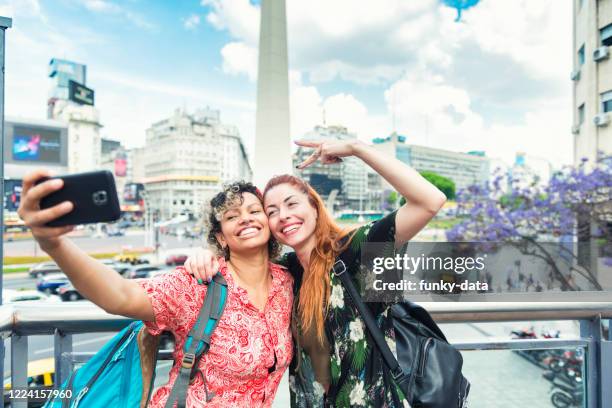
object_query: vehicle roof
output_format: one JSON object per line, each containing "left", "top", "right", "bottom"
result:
{"left": 41, "top": 273, "right": 68, "bottom": 280}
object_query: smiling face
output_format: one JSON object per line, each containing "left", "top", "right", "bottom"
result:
{"left": 215, "top": 192, "right": 271, "bottom": 255}
{"left": 264, "top": 183, "right": 318, "bottom": 250}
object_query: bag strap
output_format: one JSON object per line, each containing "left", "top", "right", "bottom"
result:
{"left": 332, "top": 250, "right": 412, "bottom": 396}
{"left": 164, "top": 272, "right": 228, "bottom": 408}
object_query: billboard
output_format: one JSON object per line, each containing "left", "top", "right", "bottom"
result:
{"left": 115, "top": 158, "right": 127, "bottom": 177}
{"left": 68, "top": 80, "right": 94, "bottom": 106}
{"left": 12, "top": 126, "right": 62, "bottom": 163}
{"left": 123, "top": 183, "right": 145, "bottom": 204}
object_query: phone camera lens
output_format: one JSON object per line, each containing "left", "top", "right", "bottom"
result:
{"left": 92, "top": 190, "right": 108, "bottom": 206}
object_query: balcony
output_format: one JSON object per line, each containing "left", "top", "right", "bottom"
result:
{"left": 0, "top": 301, "right": 610, "bottom": 407}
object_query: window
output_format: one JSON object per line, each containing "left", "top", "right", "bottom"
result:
{"left": 601, "top": 91, "right": 612, "bottom": 113}
{"left": 578, "top": 104, "right": 585, "bottom": 124}
{"left": 578, "top": 45, "right": 585, "bottom": 65}
{"left": 601, "top": 23, "right": 612, "bottom": 46}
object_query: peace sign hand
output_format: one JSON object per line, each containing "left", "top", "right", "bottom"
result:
{"left": 295, "top": 139, "right": 362, "bottom": 169}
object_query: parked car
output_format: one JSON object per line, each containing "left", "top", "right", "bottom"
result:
{"left": 4, "top": 358, "right": 55, "bottom": 407}
{"left": 36, "top": 273, "right": 70, "bottom": 295}
{"left": 126, "top": 265, "right": 164, "bottom": 279}
{"left": 114, "top": 254, "right": 150, "bottom": 265}
{"left": 58, "top": 283, "right": 84, "bottom": 302}
{"left": 117, "top": 220, "right": 133, "bottom": 229}
{"left": 2, "top": 289, "right": 60, "bottom": 304}
{"left": 28, "top": 262, "right": 61, "bottom": 279}
{"left": 107, "top": 229, "right": 125, "bottom": 237}
{"left": 165, "top": 254, "right": 188, "bottom": 266}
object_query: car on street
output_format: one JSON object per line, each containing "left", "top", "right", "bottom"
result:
{"left": 36, "top": 273, "right": 70, "bottom": 295}
{"left": 126, "top": 265, "right": 164, "bottom": 279}
{"left": 114, "top": 254, "right": 150, "bottom": 265}
{"left": 28, "top": 262, "right": 62, "bottom": 279}
{"left": 57, "top": 283, "right": 84, "bottom": 302}
{"left": 165, "top": 254, "right": 188, "bottom": 266}
{"left": 2, "top": 289, "right": 60, "bottom": 304}
{"left": 106, "top": 229, "right": 125, "bottom": 237}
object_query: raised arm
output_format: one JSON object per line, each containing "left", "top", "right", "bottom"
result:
{"left": 296, "top": 140, "right": 447, "bottom": 244}
{"left": 17, "top": 169, "right": 154, "bottom": 321}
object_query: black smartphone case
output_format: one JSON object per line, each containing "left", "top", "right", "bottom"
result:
{"left": 38, "top": 170, "right": 121, "bottom": 227}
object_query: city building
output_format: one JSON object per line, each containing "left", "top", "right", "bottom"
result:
{"left": 372, "top": 133, "right": 490, "bottom": 193}
{"left": 510, "top": 152, "right": 554, "bottom": 189}
{"left": 99, "top": 139, "right": 129, "bottom": 212}
{"left": 47, "top": 58, "right": 102, "bottom": 174}
{"left": 3, "top": 117, "right": 69, "bottom": 214}
{"left": 142, "top": 108, "right": 252, "bottom": 220}
{"left": 572, "top": 0, "right": 612, "bottom": 163}
{"left": 292, "top": 125, "right": 383, "bottom": 211}
{"left": 101, "top": 137, "right": 122, "bottom": 157}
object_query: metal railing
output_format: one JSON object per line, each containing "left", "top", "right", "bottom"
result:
{"left": 1, "top": 301, "right": 611, "bottom": 408}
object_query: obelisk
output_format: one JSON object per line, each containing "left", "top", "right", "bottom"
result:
{"left": 253, "top": 0, "right": 291, "bottom": 188}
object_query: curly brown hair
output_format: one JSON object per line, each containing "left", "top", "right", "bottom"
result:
{"left": 204, "top": 180, "right": 281, "bottom": 260}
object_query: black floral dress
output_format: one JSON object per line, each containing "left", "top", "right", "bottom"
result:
{"left": 281, "top": 211, "right": 409, "bottom": 408}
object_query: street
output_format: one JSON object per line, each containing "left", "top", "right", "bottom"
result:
{"left": 5, "top": 230, "right": 203, "bottom": 258}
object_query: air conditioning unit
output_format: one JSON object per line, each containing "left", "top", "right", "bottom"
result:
{"left": 594, "top": 46, "right": 610, "bottom": 62}
{"left": 571, "top": 69, "right": 581, "bottom": 81}
{"left": 571, "top": 125, "right": 580, "bottom": 134}
{"left": 594, "top": 113, "right": 610, "bottom": 126}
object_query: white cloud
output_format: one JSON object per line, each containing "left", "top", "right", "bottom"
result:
{"left": 289, "top": 71, "right": 387, "bottom": 143}
{"left": 202, "top": 0, "right": 259, "bottom": 44}
{"left": 183, "top": 14, "right": 201, "bottom": 30}
{"left": 80, "top": 0, "right": 155, "bottom": 30}
{"left": 220, "top": 42, "right": 258, "bottom": 81}
{"left": 204, "top": 0, "right": 573, "bottom": 166}
{"left": 386, "top": 69, "right": 572, "bottom": 166}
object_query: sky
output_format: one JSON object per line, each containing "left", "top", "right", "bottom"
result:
{"left": 0, "top": 0, "right": 573, "bottom": 167}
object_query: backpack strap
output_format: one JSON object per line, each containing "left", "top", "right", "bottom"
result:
{"left": 331, "top": 249, "right": 412, "bottom": 399}
{"left": 164, "top": 272, "right": 227, "bottom": 408}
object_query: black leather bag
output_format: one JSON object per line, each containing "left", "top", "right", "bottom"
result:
{"left": 332, "top": 257, "right": 470, "bottom": 408}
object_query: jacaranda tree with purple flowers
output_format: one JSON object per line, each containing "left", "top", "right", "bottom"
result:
{"left": 447, "top": 154, "right": 612, "bottom": 291}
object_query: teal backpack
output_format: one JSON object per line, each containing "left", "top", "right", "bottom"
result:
{"left": 45, "top": 274, "right": 228, "bottom": 408}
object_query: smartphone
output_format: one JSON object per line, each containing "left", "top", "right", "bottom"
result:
{"left": 36, "top": 170, "right": 121, "bottom": 227}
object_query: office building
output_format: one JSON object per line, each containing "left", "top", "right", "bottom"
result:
{"left": 142, "top": 108, "right": 251, "bottom": 220}
{"left": 47, "top": 58, "right": 102, "bottom": 173}
{"left": 372, "top": 133, "right": 490, "bottom": 193}
{"left": 572, "top": 0, "right": 612, "bottom": 163}
{"left": 292, "top": 125, "right": 382, "bottom": 211}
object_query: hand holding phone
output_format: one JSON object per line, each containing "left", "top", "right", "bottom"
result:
{"left": 35, "top": 170, "right": 121, "bottom": 227}
{"left": 18, "top": 169, "right": 122, "bottom": 251}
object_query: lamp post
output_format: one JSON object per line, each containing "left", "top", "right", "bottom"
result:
{"left": 0, "top": 13, "right": 12, "bottom": 391}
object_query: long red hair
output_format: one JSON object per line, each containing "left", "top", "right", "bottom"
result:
{"left": 264, "top": 175, "right": 350, "bottom": 344}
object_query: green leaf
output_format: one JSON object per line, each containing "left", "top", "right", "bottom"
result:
{"left": 331, "top": 357, "right": 341, "bottom": 382}
{"left": 351, "top": 339, "right": 367, "bottom": 372}
{"left": 335, "top": 381, "right": 352, "bottom": 408}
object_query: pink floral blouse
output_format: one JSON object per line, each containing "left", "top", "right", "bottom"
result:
{"left": 136, "top": 258, "right": 293, "bottom": 407}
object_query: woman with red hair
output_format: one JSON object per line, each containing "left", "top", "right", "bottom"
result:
{"left": 187, "top": 139, "right": 446, "bottom": 407}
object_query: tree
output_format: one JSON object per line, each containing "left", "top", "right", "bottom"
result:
{"left": 446, "top": 155, "right": 612, "bottom": 291}
{"left": 386, "top": 191, "right": 398, "bottom": 207}
{"left": 420, "top": 171, "right": 456, "bottom": 200}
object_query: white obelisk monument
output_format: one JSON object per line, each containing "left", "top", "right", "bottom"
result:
{"left": 253, "top": 0, "right": 292, "bottom": 188}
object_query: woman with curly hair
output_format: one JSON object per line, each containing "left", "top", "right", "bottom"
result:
{"left": 18, "top": 174, "right": 293, "bottom": 407}
{"left": 187, "top": 139, "right": 447, "bottom": 407}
